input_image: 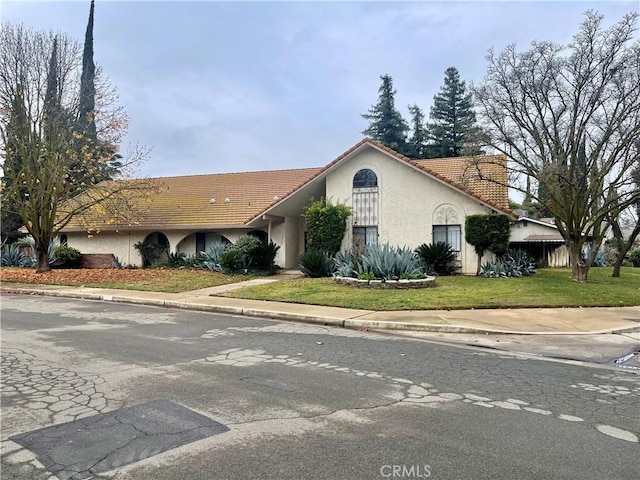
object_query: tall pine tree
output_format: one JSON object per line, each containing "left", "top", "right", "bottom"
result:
{"left": 406, "top": 104, "right": 429, "bottom": 159}
{"left": 362, "top": 74, "right": 409, "bottom": 155}
{"left": 427, "top": 67, "right": 480, "bottom": 158}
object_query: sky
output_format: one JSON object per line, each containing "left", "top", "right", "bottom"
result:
{"left": 1, "top": 0, "right": 638, "bottom": 179}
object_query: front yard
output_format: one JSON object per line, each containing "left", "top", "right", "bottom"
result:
{"left": 218, "top": 268, "right": 640, "bottom": 310}
{"left": 0, "top": 267, "right": 250, "bottom": 293}
{"left": 2, "top": 266, "right": 639, "bottom": 310}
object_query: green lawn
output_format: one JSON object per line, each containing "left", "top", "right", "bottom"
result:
{"left": 218, "top": 268, "right": 640, "bottom": 310}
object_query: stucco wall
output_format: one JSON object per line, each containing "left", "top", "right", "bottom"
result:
{"left": 67, "top": 228, "right": 265, "bottom": 267}
{"left": 510, "top": 220, "right": 559, "bottom": 242}
{"left": 325, "top": 149, "right": 495, "bottom": 274}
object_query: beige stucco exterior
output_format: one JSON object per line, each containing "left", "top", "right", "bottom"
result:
{"left": 324, "top": 148, "right": 496, "bottom": 274}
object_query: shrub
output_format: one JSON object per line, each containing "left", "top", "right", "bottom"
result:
{"left": 303, "top": 198, "right": 352, "bottom": 255}
{"left": 166, "top": 252, "right": 187, "bottom": 268}
{"left": 627, "top": 249, "right": 640, "bottom": 267}
{"left": 220, "top": 249, "right": 244, "bottom": 273}
{"left": 465, "top": 214, "right": 511, "bottom": 274}
{"left": 134, "top": 241, "right": 168, "bottom": 267}
{"left": 252, "top": 241, "right": 281, "bottom": 272}
{"left": 415, "top": 242, "right": 458, "bottom": 275}
{"left": 52, "top": 245, "right": 82, "bottom": 268}
{"left": 299, "top": 249, "right": 334, "bottom": 277}
{"left": 1, "top": 243, "right": 34, "bottom": 267}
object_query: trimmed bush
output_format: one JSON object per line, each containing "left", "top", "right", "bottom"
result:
{"left": 52, "top": 245, "right": 82, "bottom": 268}
{"left": 303, "top": 198, "right": 352, "bottom": 255}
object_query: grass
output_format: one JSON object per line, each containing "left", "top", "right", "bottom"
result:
{"left": 0, "top": 267, "right": 253, "bottom": 293}
{"left": 218, "top": 267, "right": 640, "bottom": 310}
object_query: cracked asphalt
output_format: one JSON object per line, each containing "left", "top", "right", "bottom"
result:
{"left": 1, "top": 295, "right": 639, "bottom": 480}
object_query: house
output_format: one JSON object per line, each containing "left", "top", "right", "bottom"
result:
{"left": 509, "top": 216, "right": 568, "bottom": 267}
{"left": 61, "top": 138, "right": 513, "bottom": 273}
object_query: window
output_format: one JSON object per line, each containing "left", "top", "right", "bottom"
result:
{"left": 353, "top": 226, "right": 378, "bottom": 249}
{"left": 353, "top": 169, "right": 379, "bottom": 250}
{"left": 60, "top": 234, "right": 68, "bottom": 246}
{"left": 353, "top": 169, "right": 378, "bottom": 188}
{"left": 433, "top": 225, "right": 461, "bottom": 252}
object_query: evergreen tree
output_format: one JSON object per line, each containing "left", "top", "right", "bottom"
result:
{"left": 78, "top": 0, "right": 96, "bottom": 139}
{"left": 0, "top": 86, "right": 29, "bottom": 243}
{"left": 72, "top": 0, "right": 121, "bottom": 188}
{"left": 406, "top": 104, "right": 429, "bottom": 159}
{"left": 362, "top": 74, "right": 409, "bottom": 155}
{"left": 427, "top": 67, "right": 480, "bottom": 158}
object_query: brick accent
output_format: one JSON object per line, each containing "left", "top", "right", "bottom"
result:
{"left": 79, "top": 254, "right": 116, "bottom": 269}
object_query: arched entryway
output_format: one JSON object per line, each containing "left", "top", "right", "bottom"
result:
{"left": 139, "top": 232, "right": 170, "bottom": 266}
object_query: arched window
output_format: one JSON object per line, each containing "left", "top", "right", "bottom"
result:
{"left": 353, "top": 169, "right": 378, "bottom": 188}
{"left": 352, "top": 169, "right": 379, "bottom": 249}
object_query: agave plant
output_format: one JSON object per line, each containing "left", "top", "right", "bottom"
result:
{"left": 333, "top": 250, "right": 359, "bottom": 278}
{"left": 358, "top": 243, "right": 423, "bottom": 280}
{"left": 1, "top": 243, "right": 34, "bottom": 267}
{"left": 198, "top": 243, "right": 228, "bottom": 272}
{"left": 17, "top": 236, "right": 61, "bottom": 266}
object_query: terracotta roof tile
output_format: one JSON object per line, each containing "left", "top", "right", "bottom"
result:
{"left": 411, "top": 155, "right": 510, "bottom": 212}
{"left": 63, "top": 168, "right": 321, "bottom": 231}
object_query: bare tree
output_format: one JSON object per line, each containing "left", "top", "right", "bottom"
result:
{"left": 473, "top": 11, "right": 640, "bottom": 282}
{"left": 1, "top": 20, "right": 153, "bottom": 272}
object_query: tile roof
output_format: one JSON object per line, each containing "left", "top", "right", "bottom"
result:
{"left": 62, "top": 167, "right": 322, "bottom": 231}
{"left": 62, "top": 139, "right": 511, "bottom": 232}
{"left": 411, "top": 155, "right": 510, "bottom": 212}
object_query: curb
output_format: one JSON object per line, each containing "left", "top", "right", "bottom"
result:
{"left": 2, "top": 287, "right": 639, "bottom": 336}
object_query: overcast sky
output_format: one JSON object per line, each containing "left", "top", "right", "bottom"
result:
{"left": 2, "top": 1, "right": 638, "bottom": 178}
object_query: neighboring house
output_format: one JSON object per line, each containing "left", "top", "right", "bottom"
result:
{"left": 509, "top": 216, "right": 568, "bottom": 267}
{"left": 60, "top": 138, "right": 512, "bottom": 273}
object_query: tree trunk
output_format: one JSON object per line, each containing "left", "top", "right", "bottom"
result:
{"left": 35, "top": 248, "right": 51, "bottom": 273}
{"left": 476, "top": 252, "right": 483, "bottom": 276}
{"left": 568, "top": 241, "right": 588, "bottom": 283}
{"left": 612, "top": 243, "right": 632, "bottom": 278}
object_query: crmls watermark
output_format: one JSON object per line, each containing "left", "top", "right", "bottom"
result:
{"left": 380, "top": 464, "right": 432, "bottom": 478}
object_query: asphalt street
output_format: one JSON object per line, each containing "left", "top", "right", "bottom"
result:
{"left": 1, "top": 295, "right": 639, "bottom": 480}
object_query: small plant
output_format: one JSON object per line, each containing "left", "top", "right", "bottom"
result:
{"left": 299, "top": 249, "right": 334, "bottom": 278}
{"left": 220, "top": 249, "right": 244, "bottom": 274}
{"left": 1, "top": 243, "right": 34, "bottom": 267}
{"left": 52, "top": 245, "right": 82, "bottom": 268}
{"left": 415, "top": 242, "right": 458, "bottom": 275}
{"left": 481, "top": 261, "right": 505, "bottom": 278}
{"left": 358, "top": 272, "right": 375, "bottom": 280}
{"left": 113, "top": 256, "right": 125, "bottom": 269}
{"left": 134, "top": 241, "right": 168, "bottom": 267}
{"left": 167, "top": 252, "right": 187, "bottom": 268}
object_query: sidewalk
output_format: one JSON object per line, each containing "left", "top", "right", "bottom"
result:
{"left": 2, "top": 282, "right": 639, "bottom": 335}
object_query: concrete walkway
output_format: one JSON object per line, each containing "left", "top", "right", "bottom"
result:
{"left": 2, "top": 281, "right": 639, "bottom": 335}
